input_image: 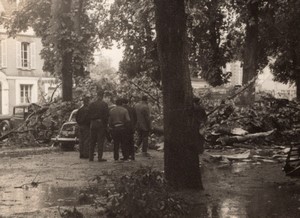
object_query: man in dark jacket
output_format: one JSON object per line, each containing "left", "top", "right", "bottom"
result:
{"left": 135, "top": 96, "right": 151, "bottom": 157}
{"left": 75, "top": 96, "right": 90, "bottom": 159}
{"left": 88, "top": 90, "right": 109, "bottom": 162}
{"left": 109, "top": 98, "right": 130, "bottom": 161}
{"left": 122, "top": 98, "right": 137, "bottom": 160}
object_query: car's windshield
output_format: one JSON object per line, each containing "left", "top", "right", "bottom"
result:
{"left": 14, "top": 107, "right": 24, "bottom": 117}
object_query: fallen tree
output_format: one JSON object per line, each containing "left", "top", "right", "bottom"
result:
{"left": 216, "top": 129, "right": 276, "bottom": 146}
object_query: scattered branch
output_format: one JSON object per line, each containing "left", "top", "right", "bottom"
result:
{"left": 128, "top": 80, "right": 161, "bottom": 110}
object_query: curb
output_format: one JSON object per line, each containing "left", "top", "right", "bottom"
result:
{"left": 0, "top": 146, "right": 61, "bottom": 158}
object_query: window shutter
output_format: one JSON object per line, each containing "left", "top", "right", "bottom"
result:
{"left": 30, "top": 42, "right": 36, "bottom": 69}
{"left": 16, "top": 41, "right": 21, "bottom": 68}
{"left": 1, "top": 40, "right": 7, "bottom": 68}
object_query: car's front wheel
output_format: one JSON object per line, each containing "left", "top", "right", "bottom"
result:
{"left": 0, "top": 121, "right": 11, "bottom": 137}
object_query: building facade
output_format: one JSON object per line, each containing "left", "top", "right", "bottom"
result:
{"left": 0, "top": 0, "right": 56, "bottom": 114}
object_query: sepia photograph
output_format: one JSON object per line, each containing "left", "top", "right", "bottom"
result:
{"left": 0, "top": 0, "right": 300, "bottom": 217}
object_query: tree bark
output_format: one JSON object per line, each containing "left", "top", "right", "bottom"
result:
{"left": 154, "top": 0, "right": 203, "bottom": 190}
{"left": 293, "top": 44, "right": 300, "bottom": 101}
{"left": 242, "top": 1, "right": 259, "bottom": 103}
{"left": 51, "top": 0, "right": 73, "bottom": 101}
{"left": 296, "top": 75, "right": 300, "bottom": 101}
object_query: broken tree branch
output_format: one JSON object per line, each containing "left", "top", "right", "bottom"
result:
{"left": 216, "top": 129, "right": 276, "bottom": 146}
{"left": 128, "top": 80, "right": 161, "bottom": 110}
{"left": 49, "top": 82, "right": 62, "bottom": 103}
{"left": 207, "top": 75, "right": 258, "bottom": 117}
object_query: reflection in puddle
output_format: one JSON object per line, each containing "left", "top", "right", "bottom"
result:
{"left": 0, "top": 185, "right": 80, "bottom": 216}
{"left": 191, "top": 198, "right": 247, "bottom": 218}
{"left": 191, "top": 185, "right": 300, "bottom": 218}
{"left": 218, "top": 198, "right": 247, "bottom": 218}
{"left": 231, "top": 162, "right": 252, "bottom": 173}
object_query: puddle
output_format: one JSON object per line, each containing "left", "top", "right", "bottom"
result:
{"left": 231, "top": 162, "right": 252, "bottom": 173}
{"left": 190, "top": 182, "right": 300, "bottom": 218}
{"left": 0, "top": 185, "right": 81, "bottom": 216}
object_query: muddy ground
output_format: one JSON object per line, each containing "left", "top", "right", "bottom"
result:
{"left": 1, "top": 146, "right": 300, "bottom": 218}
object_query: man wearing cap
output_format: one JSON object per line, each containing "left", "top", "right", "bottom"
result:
{"left": 75, "top": 96, "right": 90, "bottom": 159}
{"left": 135, "top": 96, "right": 151, "bottom": 157}
{"left": 109, "top": 98, "right": 131, "bottom": 161}
{"left": 88, "top": 90, "right": 109, "bottom": 162}
{"left": 122, "top": 98, "right": 137, "bottom": 160}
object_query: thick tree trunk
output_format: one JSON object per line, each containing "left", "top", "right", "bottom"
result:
{"left": 154, "top": 0, "right": 203, "bottom": 190}
{"left": 242, "top": 1, "right": 259, "bottom": 103}
{"left": 61, "top": 0, "right": 73, "bottom": 101}
{"left": 72, "top": 0, "right": 85, "bottom": 79}
{"left": 51, "top": 0, "right": 73, "bottom": 101}
{"left": 294, "top": 45, "right": 300, "bottom": 101}
{"left": 61, "top": 53, "right": 73, "bottom": 101}
{"left": 296, "top": 76, "right": 300, "bottom": 101}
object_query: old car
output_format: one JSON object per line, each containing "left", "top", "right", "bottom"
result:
{"left": 51, "top": 109, "right": 79, "bottom": 150}
{"left": 0, "top": 103, "right": 41, "bottom": 136}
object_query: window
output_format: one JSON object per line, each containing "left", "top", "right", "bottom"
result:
{"left": 20, "top": 84, "right": 32, "bottom": 103}
{"left": 16, "top": 41, "right": 36, "bottom": 69}
{"left": 0, "top": 39, "right": 7, "bottom": 68}
{"left": 21, "top": 42, "right": 29, "bottom": 68}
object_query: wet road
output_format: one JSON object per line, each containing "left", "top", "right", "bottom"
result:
{"left": 0, "top": 185, "right": 79, "bottom": 215}
{"left": 1, "top": 149, "right": 300, "bottom": 217}
{"left": 190, "top": 161, "right": 300, "bottom": 218}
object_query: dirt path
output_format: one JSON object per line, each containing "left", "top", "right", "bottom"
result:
{"left": 1, "top": 148, "right": 300, "bottom": 218}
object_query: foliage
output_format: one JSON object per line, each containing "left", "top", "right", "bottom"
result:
{"left": 204, "top": 96, "right": 300, "bottom": 145}
{"left": 4, "top": 100, "right": 79, "bottom": 147}
{"left": 58, "top": 207, "right": 84, "bottom": 218}
{"left": 2, "top": 0, "right": 99, "bottom": 77}
{"left": 102, "top": 0, "right": 160, "bottom": 82}
{"left": 187, "top": 0, "right": 234, "bottom": 86}
{"left": 102, "top": 0, "right": 237, "bottom": 87}
{"left": 103, "top": 167, "right": 190, "bottom": 218}
{"left": 263, "top": 0, "right": 300, "bottom": 86}
{"left": 1, "top": 0, "right": 110, "bottom": 101}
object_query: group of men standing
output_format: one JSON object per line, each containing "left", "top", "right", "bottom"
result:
{"left": 75, "top": 90, "right": 151, "bottom": 162}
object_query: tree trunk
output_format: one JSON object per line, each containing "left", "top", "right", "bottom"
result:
{"left": 154, "top": 0, "right": 203, "bottom": 190}
{"left": 72, "top": 0, "right": 86, "bottom": 79}
{"left": 61, "top": 52, "right": 73, "bottom": 101}
{"left": 296, "top": 76, "right": 300, "bottom": 101}
{"left": 294, "top": 44, "right": 300, "bottom": 101}
{"left": 51, "top": 0, "right": 73, "bottom": 101}
{"left": 242, "top": 1, "right": 259, "bottom": 103}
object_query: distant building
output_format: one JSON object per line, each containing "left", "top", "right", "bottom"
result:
{"left": 192, "top": 60, "right": 296, "bottom": 100}
{"left": 257, "top": 65, "right": 296, "bottom": 100}
{"left": 191, "top": 77, "right": 210, "bottom": 90}
{"left": 0, "top": 0, "right": 56, "bottom": 114}
{"left": 225, "top": 61, "right": 243, "bottom": 87}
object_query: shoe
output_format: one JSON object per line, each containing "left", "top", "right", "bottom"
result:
{"left": 98, "top": 158, "right": 107, "bottom": 162}
{"left": 120, "top": 157, "right": 128, "bottom": 161}
{"left": 89, "top": 159, "right": 94, "bottom": 162}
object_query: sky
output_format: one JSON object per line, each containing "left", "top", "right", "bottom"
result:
{"left": 100, "top": 44, "right": 124, "bottom": 70}
{"left": 98, "top": 0, "right": 122, "bottom": 70}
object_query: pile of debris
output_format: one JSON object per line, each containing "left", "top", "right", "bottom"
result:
{"left": 0, "top": 101, "right": 79, "bottom": 147}
{"left": 204, "top": 97, "right": 300, "bottom": 147}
